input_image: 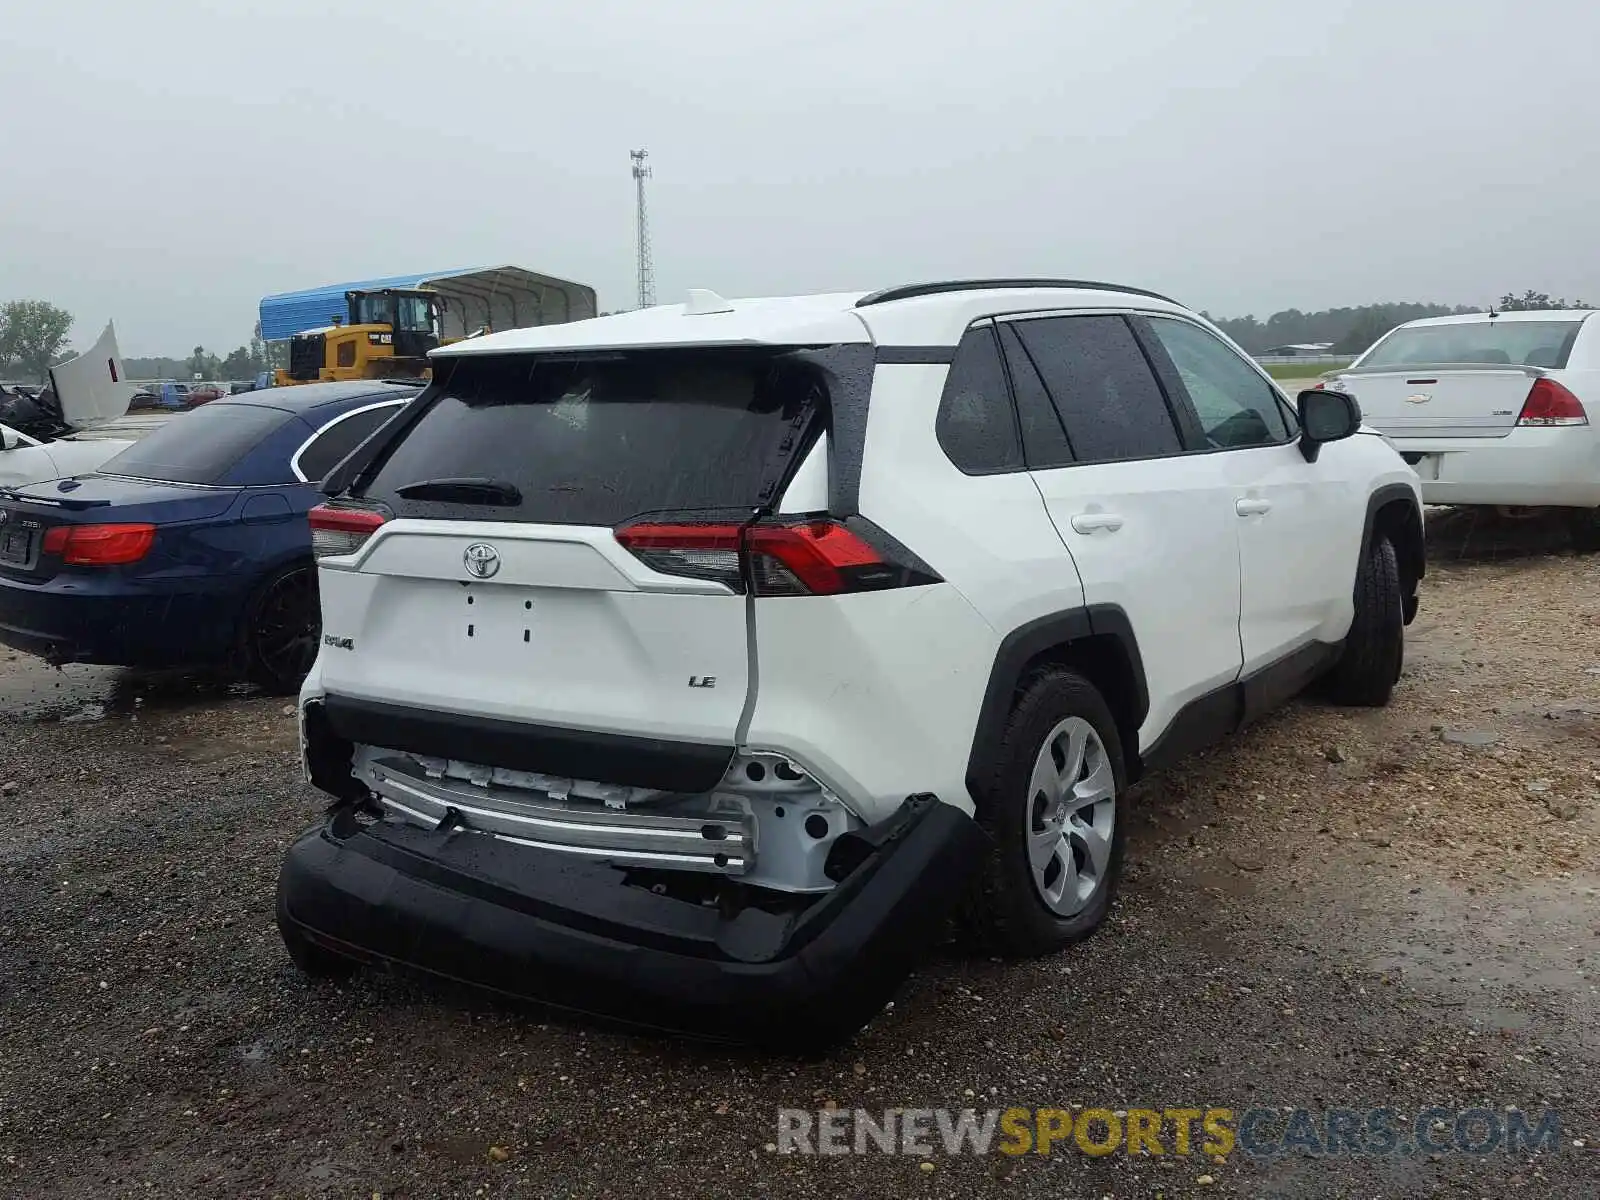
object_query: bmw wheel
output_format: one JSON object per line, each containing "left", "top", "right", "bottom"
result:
{"left": 243, "top": 563, "right": 320, "bottom": 694}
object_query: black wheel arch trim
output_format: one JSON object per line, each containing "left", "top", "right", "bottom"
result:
{"left": 964, "top": 604, "right": 1148, "bottom": 802}
{"left": 1362, "top": 482, "right": 1425, "bottom": 623}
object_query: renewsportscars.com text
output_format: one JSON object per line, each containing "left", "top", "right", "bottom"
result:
{"left": 775, "top": 1105, "right": 1563, "bottom": 1159}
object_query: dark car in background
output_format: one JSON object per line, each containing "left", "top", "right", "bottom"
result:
{"left": 0, "top": 380, "right": 418, "bottom": 691}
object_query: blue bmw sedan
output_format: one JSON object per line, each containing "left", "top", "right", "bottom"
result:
{"left": 0, "top": 380, "right": 419, "bottom": 692}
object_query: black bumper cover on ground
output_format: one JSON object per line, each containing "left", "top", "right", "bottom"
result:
{"left": 277, "top": 794, "right": 987, "bottom": 1050}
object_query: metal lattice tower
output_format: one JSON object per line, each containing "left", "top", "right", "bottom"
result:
{"left": 630, "top": 149, "right": 656, "bottom": 309}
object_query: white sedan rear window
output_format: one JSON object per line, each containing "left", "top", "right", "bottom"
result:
{"left": 1361, "top": 320, "right": 1583, "bottom": 369}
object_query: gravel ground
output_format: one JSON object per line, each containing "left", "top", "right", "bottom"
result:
{"left": 1, "top": 512, "right": 1597, "bottom": 1198}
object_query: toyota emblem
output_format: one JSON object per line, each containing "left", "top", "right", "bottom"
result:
{"left": 463, "top": 543, "right": 501, "bottom": 579}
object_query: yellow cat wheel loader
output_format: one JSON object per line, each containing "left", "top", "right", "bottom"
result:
{"left": 260, "top": 267, "right": 600, "bottom": 388}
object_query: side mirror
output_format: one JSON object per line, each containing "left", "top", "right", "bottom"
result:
{"left": 1297, "top": 389, "right": 1362, "bottom": 463}
{"left": 0, "top": 429, "right": 16, "bottom": 452}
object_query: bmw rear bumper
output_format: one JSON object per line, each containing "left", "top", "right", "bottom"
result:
{"left": 276, "top": 794, "right": 987, "bottom": 1050}
{"left": 0, "top": 581, "right": 234, "bottom": 667}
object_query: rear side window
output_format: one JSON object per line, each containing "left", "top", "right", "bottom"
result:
{"left": 99, "top": 403, "right": 294, "bottom": 484}
{"left": 1010, "top": 316, "right": 1182, "bottom": 463}
{"left": 295, "top": 404, "right": 401, "bottom": 483}
{"left": 935, "top": 325, "right": 1023, "bottom": 474}
{"left": 1361, "top": 320, "right": 1584, "bottom": 369}
{"left": 361, "top": 350, "right": 822, "bottom": 525}
{"left": 1145, "top": 317, "right": 1291, "bottom": 448}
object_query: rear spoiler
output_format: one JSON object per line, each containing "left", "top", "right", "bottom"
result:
{"left": 1332, "top": 362, "right": 1547, "bottom": 379}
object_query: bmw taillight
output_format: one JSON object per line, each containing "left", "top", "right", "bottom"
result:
{"left": 614, "top": 517, "right": 940, "bottom": 596}
{"left": 1516, "top": 378, "right": 1588, "bottom": 426}
{"left": 41, "top": 523, "right": 156, "bottom": 565}
{"left": 309, "top": 503, "right": 388, "bottom": 560}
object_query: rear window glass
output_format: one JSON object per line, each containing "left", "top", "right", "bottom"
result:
{"left": 935, "top": 325, "right": 1024, "bottom": 474}
{"left": 1361, "top": 320, "right": 1584, "bottom": 369}
{"left": 360, "top": 351, "right": 824, "bottom": 525}
{"left": 99, "top": 403, "right": 294, "bottom": 485}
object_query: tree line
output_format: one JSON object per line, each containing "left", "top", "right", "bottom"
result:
{"left": 124, "top": 325, "right": 286, "bottom": 383}
{"left": 1206, "top": 290, "right": 1594, "bottom": 356}
{"left": 0, "top": 300, "right": 75, "bottom": 383}
{"left": 5, "top": 289, "right": 1593, "bottom": 385}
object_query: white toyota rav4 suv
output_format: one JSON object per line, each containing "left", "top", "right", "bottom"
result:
{"left": 277, "top": 280, "right": 1423, "bottom": 1049}
{"left": 1323, "top": 308, "right": 1600, "bottom": 549}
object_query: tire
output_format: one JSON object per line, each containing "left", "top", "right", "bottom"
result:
{"left": 1566, "top": 507, "right": 1600, "bottom": 554}
{"left": 241, "top": 563, "right": 320, "bottom": 694}
{"left": 1324, "top": 534, "right": 1403, "bottom": 707}
{"left": 964, "top": 669, "right": 1128, "bottom": 957}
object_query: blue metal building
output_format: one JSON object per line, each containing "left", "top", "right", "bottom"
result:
{"left": 259, "top": 266, "right": 598, "bottom": 342}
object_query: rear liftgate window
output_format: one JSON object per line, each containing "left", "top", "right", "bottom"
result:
{"left": 360, "top": 351, "right": 823, "bottom": 524}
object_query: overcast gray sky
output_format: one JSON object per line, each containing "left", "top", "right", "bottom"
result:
{"left": 4, "top": 0, "right": 1597, "bottom": 356}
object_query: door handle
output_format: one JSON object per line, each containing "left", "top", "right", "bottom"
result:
{"left": 1070, "top": 512, "right": 1125, "bottom": 534}
{"left": 1235, "top": 498, "right": 1272, "bottom": 517}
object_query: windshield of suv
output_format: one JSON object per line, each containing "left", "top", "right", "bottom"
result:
{"left": 358, "top": 350, "right": 825, "bottom": 526}
{"left": 1361, "top": 319, "right": 1584, "bottom": 369}
{"left": 100, "top": 403, "right": 294, "bottom": 484}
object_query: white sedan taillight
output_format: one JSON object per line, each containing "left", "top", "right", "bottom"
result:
{"left": 1516, "top": 379, "right": 1588, "bottom": 427}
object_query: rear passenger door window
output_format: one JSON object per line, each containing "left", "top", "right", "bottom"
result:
{"left": 996, "top": 322, "right": 1074, "bottom": 469}
{"left": 1143, "top": 317, "right": 1292, "bottom": 448}
{"left": 1008, "top": 316, "right": 1182, "bottom": 463}
{"left": 935, "top": 324, "right": 1023, "bottom": 474}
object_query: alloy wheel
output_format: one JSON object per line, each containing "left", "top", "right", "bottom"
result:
{"left": 1025, "top": 716, "right": 1117, "bottom": 917}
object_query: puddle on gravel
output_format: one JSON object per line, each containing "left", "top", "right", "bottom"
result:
{"left": 1366, "top": 876, "right": 1598, "bottom": 997}
{"left": 0, "top": 653, "right": 260, "bottom": 722}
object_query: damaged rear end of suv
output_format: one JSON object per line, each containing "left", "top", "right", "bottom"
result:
{"left": 277, "top": 298, "right": 989, "bottom": 1050}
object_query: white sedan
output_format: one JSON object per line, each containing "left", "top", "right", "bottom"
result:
{"left": 0, "top": 322, "right": 140, "bottom": 491}
{"left": 0, "top": 419, "right": 132, "bottom": 490}
{"left": 1323, "top": 309, "right": 1600, "bottom": 549}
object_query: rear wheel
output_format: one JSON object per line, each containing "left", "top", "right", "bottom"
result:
{"left": 1324, "top": 534, "right": 1403, "bottom": 706}
{"left": 965, "top": 669, "right": 1127, "bottom": 957}
{"left": 1566, "top": 507, "right": 1600, "bottom": 553}
{"left": 242, "top": 563, "right": 319, "bottom": 694}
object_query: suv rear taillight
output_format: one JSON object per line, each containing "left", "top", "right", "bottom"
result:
{"left": 615, "top": 518, "right": 940, "bottom": 596}
{"left": 41, "top": 523, "right": 156, "bottom": 565}
{"left": 1517, "top": 378, "right": 1588, "bottom": 426}
{"left": 309, "top": 504, "right": 388, "bottom": 560}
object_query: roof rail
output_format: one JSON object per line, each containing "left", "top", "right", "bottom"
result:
{"left": 855, "top": 278, "right": 1180, "bottom": 308}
